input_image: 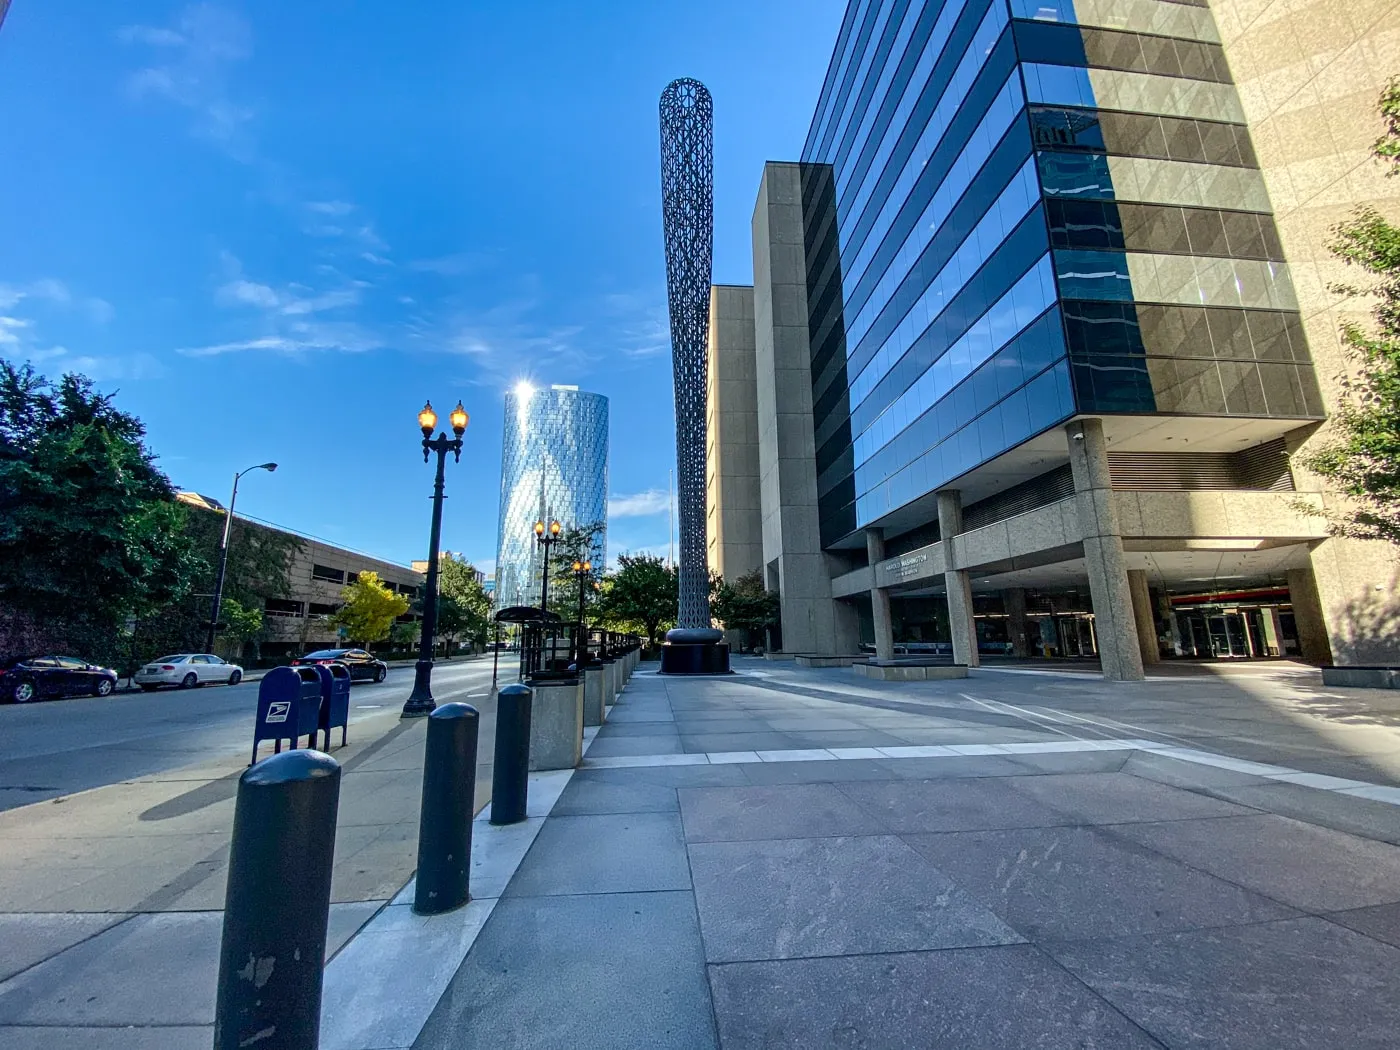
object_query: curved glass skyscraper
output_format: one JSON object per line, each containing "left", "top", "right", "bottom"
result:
{"left": 494, "top": 384, "right": 609, "bottom": 611}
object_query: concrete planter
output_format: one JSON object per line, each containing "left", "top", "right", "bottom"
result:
{"left": 794, "top": 655, "right": 864, "bottom": 668}
{"left": 582, "top": 665, "right": 606, "bottom": 726}
{"left": 601, "top": 659, "right": 617, "bottom": 706}
{"left": 853, "top": 662, "right": 969, "bottom": 681}
{"left": 1321, "top": 666, "right": 1400, "bottom": 689}
{"left": 528, "top": 677, "right": 583, "bottom": 771}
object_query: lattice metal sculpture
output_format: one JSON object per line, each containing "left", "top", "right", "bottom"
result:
{"left": 660, "top": 77, "right": 714, "bottom": 631}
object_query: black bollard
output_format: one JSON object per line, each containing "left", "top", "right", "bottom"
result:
{"left": 490, "top": 683, "right": 532, "bottom": 825}
{"left": 215, "top": 749, "right": 340, "bottom": 1050}
{"left": 414, "top": 702, "right": 480, "bottom": 915}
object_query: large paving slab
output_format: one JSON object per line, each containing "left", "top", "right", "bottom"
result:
{"left": 413, "top": 891, "right": 717, "bottom": 1050}
{"left": 504, "top": 811, "right": 691, "bottom": 896}
{"left": 707, "top": 946, "right": 1165, "bottom": 1049}
{"left": 1045, "top": 917, "right": 1400, "bottom": 1049}
{"left": 688, "top": 834, "right": 1021, "bottom": 963}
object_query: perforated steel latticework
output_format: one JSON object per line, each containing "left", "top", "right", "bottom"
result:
{"left": 660, "top": 77, "right": 715, "bottom": 631}
{"left": 494, "top": 386, "right": 609, "bottom": 611}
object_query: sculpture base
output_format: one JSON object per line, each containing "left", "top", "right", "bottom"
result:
{"left": 659, "top": 640, "right": 732, "bottom": 675}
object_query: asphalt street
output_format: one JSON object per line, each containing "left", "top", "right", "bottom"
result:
{"left": 0, "top": 656, "right": 507, "bottom": 811}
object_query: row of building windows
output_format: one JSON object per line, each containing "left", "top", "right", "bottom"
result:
{"left": 310, "top": 562, "right": 416, "bottom": 596}
{"left": 1046, "top": 198, "right": 1285, "bottom": 261}
{"left": 1054, "top": 249, "right": 1297, "bottom": 311}
{"left": 1038, "top": 152, "right": 1272, "bottom": 212}
{"left": 1030, "top": 106, "right": 1257, "bottom": 168}
{"left": 1072, "top": 355, "right": 1323, "bottom": 416}
{"left": 840, "top": 305, "right": 1068, "bottom": 493}
{"left": 1013, "top": 21, "right": 1234, "bottom": 84}
{"left": 842, "top": 6, "right": 1010, "bottom": 280}
{"left": 851, "top": 211, "right": 1050, "bottom": 437}
{"left": 854, "top": 359, "right": 1077, "bottom": 522}
{"left": 833, "top": 0, "right": 1000, "bottom": 217}
{"left": 1023, "top": 62, "right": 1246, "bottom": 123}
{"left": 1063, "top": 301, "right": 1312, "bottom": 363}
{"left": 826, "top": 0, "right": 912, "bottom": 191}
{"left": 851, "top": 157, "right": 1041, "bottom": 408}
{"left": 1010, "top": 0, "right": 1221, "bottom": 43}
{"left": 856, "top": 254, "right": 1058, "bottom": 465}
{"left": 845, "top": 75, "right": 1026, "bottom": 340}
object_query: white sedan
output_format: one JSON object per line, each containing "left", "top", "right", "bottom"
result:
{"left": 134, "top": 654, "right": 245, "bottom": 691}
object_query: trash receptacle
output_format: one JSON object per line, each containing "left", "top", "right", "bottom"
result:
{"left": 251, "top": 666, "right": 322, "bottom": 764}
{"left": 314, "top": 662, "right": 353, "bottom": 751}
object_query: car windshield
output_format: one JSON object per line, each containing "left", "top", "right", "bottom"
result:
{"left": 152, "top": 656, "right": 187, "bottom": 663}
{"left": 304, "top": 650, "right": 347, "bottom": 659}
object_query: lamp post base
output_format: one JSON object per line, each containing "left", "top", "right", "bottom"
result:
{"left": 400, "top": 660, "right": 437, "bottom": 718}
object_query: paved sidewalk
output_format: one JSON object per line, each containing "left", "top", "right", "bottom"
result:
{"left": 0, "top": 681, "right": 498, "bottom": 1049}
{"left": 408, "top": 657, "right": 1400, "bottom": 1050}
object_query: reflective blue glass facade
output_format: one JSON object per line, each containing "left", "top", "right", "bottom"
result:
{"left": 494, "top": 386, "right": 608, "bottom": 611}
{"left": 800, "top": 0, "right": 1322, "bottom": 547}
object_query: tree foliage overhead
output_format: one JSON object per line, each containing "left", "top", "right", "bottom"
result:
{"left": 332, "top": 571, "right": 409, "bottom": 650}
{"left": 0, "top": 362, "right": 205, "bottom": 653}
{"left": 594, "top": 553, "right": 677, "bottom": 647}
{"left": 1301, "top": 78, "right": 1400, "bottom": 543}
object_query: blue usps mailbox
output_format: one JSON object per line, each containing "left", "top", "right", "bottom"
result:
{"left": 314, "top": 662, "right": 353, "bottom": 751}
{"left": 251, "top": 666, "right": 322, "bottom": 764}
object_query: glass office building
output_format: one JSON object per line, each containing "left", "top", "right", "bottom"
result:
{"left": 801, "top": 0, "right": 1323, "bottom": 547}
{"left": 494, "top": 385, "right": 609, "bottom": 610}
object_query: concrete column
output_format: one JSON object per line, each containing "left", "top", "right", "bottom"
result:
{"left": 865, "top": 529, "right": 895, "bottom": 663}
{"left": 752, "top": 161, "right": 847, "bottom": 656}
{"left": 1127, "top": 569, "right": 1160, "bottom": 666}
{"left": 1002, "top": 589, "right": 1031, "bottom": 658}
{"left": 936, "top": 489, "right": 980, "bottom": 668}
{"left": 1260, "top": 606, "right": 1283, "bottom": 657}
{"left": 1286, "top": 566, "right": 1334, "bottom": 665}
{"left": 1066, "top": 418, "right": 1145, "bottom": 681}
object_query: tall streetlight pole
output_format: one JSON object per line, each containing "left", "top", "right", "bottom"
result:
{"left": 572, "top": 558, "right": 592, "bottom": 666}
{"left": 402, "top": 400, "right": 469, "bottom": 719}
{"left": 533, "top": 519, "right": 561, "bottom": 670}
{"left": 205, "top": 462, "right": 278, "bottom": 654}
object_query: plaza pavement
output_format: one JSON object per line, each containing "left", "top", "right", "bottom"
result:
{"left": 412, "top": 656, "right": 1400, "bottom": 1050}
{"left": 7, "top": 654, "right": 1400, "bottom": 1048}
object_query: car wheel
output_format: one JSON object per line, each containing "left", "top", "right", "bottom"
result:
{"left": 140, "top": 684, "right": 159, "bottom": 692}
{"left": 94, "top": 678, "right": 114, "bottom": 698}
{"left": 11, "top": 679, "right": 35, "bottom": 703}
{"left": 374, "top": 666, "right": 386, "bottom": 683}
{"left": 228, "top": 670, "right": 242, "bottom": 686}
{"left": 179, "top": 672, "right": 197, "bottom": 690}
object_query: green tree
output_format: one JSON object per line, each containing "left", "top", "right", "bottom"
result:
{"left": 438, "top": 554, "right": 494, "bottom": 649}
{"left": 595, "top": 553, "right": 678, "bottom": 648}
{"left": 390, "top": 619, "right": 419, "bottom": 651}
{"left": 712, "top": 569, "right": 781, "bottom": 649}
{"left": 332, "top": 571, "right": 409, "bottom": 651}
{"left": 0, "top": 363, "right": 205, "bottom": 662}
{"left": 216, "top": 597, "right": 264, "bottom": 660}
{"left": 1299, "top": 78, "right": 1400, "bottom": 543}
{"left": 546, "top": 521, "right": 605, "bottom": 621}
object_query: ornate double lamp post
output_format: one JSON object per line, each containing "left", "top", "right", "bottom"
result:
{"left": 401, "top": 400, "right": 469, "bottom": 719}
{"left": 533, "top": 519, "right": 562, "bottom": 616}
{"left": 571, "top": 558, "right": 592, "bottom": 665}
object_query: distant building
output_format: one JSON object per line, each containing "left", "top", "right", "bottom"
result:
{"left": 494, "top": 384, "right": 609, "bottom": 610}
{"left": 176, "top": 493, "right": 423, "bottom": 659}
{"left": 704, "top": 0, "right": 1400, "bottom": 674}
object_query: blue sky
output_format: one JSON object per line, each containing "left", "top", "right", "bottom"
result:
{"left": 0, "top": 0, "right": 843, "bottom": 570}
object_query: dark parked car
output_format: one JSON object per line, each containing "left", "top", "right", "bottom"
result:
{"left": 291, "top": 648, "right": 388, "bottom": 683}
{"left": 1, "top": 655, "right": 119, "bottom": 703}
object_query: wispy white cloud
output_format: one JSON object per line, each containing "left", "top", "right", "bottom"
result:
{"left": 120, "top": 4, "right": 255, "bottom": 157}
{"left": 306, "top": 200, "right": 354, "bottom": 217}
{"left": 608, "top": 488, "right": 674, "bottom": 518}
